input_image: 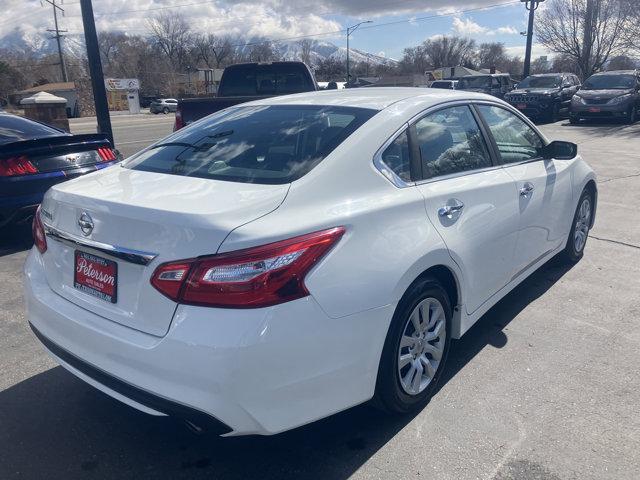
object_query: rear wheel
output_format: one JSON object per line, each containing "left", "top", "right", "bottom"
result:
{"left": 163, "top": 107, "right": 170, "bottom": 114}
{"left": 562, "top": 189, "right": 593, "bottom": 263}
{"left": 569, "top": 114, "right": 579, "bottom": 125}
{"left": 374, "top": 277, "right": 452, "bottom": 413}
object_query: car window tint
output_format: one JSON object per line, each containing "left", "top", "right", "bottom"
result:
{"left": 0, "top": 114, "right": 62, "bottom": 145}
{"left": 478, "top": 105, "right": 544, "bottom": 163}
{"left": 380, "top": 130, "right": 411, "bottom": 182}
{"left": 414, "top": 105, "right": 492, "bottom": 179}
{"left": 125, "top": 105, "right": 377, "bottom": 184}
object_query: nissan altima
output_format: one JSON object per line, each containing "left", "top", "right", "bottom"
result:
{"left": 24, "top": 88, "right": 597, "bottom": 436}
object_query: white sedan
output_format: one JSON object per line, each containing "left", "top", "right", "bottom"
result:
{"left": 25, "top": 88, "right": 596, "bottom": 436}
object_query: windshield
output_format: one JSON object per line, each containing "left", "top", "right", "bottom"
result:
{"left": 457, "top": 76, "right": 491, "bottom": 89}
{"left": 517, "top": 76, "right": 561, "bottom": 89}
{"left": 583, "top": 74, "right": 635, "bottom": 90}
{"left": 125, "top": 105, "right": 377, "bottom": 184}
{"left": 0, "top": 114, "right": 63, "bottom": 145}
{"left": 219, "top": 64, "right": 313, "bottom": 96}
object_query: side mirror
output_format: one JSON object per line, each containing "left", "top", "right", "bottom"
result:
{"left": 543, "top": 140, "right": 577, "bottom": 160}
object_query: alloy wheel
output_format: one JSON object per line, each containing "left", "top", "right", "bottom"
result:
{"left": 398, "top": 297, "right": 446, "bottom": 395}
{"left": 574, "top": 197, "right": 591, "bottom": 253}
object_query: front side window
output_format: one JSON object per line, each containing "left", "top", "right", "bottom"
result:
{"left": 125, "top": 105, "right": 377, "bottom": 184}
{"left": 414, "top": 105, "right": 492, "bottom": 179}
{"left": 477, "top": 105, "right": 544, "bottom": 164}
{"left": 380, "top": 129, "right": 411, "bottom": 182}
{"left": 458, "top": 76, "right": 491, "bottom": 89}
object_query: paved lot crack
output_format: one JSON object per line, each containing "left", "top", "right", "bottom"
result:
{"left": 589, "top": 235, "right": 640, "bottom": 250}
{"left": 597, "top": 172, "right": 640, "bottom": 184}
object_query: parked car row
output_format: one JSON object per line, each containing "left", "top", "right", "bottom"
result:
{"left": 443, "top": 69, "right": 639, "bottom": 125}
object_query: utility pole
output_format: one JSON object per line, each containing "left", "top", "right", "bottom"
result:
{"left": 80, "top": 0, "right": 113, "bottom": 145}
{"left": 521, "top": 0, "right": 545, "bottom": 78}
{"left": 346, "top": 21, "right": 372, "bottom": 86}
{"left": 43, "top": 0, "right": 68, "bottom": 82}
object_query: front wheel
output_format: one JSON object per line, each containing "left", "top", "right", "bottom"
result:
{"left": 549, "top": 103, "right": 560, "bottom": 123}
{"left": 626, "top": 105, "right": 637, "bottom": 124}
{"left": 561, "top": 189, "right": 593, "bottom": 263}
{"left": 163, "top": 107, "right": 169, "bottom": 114}
{"left": 374, "top": 277, "right": 452, "bottom": 413}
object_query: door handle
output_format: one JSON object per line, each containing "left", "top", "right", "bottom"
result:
{"left": 520, "top": 183, "right": 534, "bottom": 197}
{"left": 438, "top": 201, "right": 465, "bottom": 217}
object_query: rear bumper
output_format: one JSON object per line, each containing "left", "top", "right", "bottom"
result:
{"left": 24, "top": 249, "right": 392, "bottom": 436}
{"left": 570, "top": 103, "right": 633, "bottom": 118}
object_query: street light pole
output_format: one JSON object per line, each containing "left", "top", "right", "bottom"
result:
{"left": 346, "top": 20, "right": 372, "bottom": 85}
{"left": 521, "top": 0, "right": 545, "bottom": 78}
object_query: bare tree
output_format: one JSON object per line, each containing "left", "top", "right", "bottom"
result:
{"left": 298, "top": 39, "right": 313, "bottom": 66}
{"left": 424, "top": 36, "right": 477, "bottom": 69}
{"left": 247, "top": 42, "right": 278, "bottom": 62}
{"left": 148, "top": 12, "right": 193, "bottom": 69}
{"left": 606, "top": 55, "right": 638, "bottom": 70}
{"left": 477, "top": 42, "right": 509, "bottom": 71}
{"left": 536, "top": 0, "right": 634, "bottom": 78}
{"left": 193, "top": 33, "right": 234, "bottom": 68}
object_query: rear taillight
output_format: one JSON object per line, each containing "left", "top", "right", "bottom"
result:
{"left": 32, "top": 206, "right": 47, "bottom": 254}
{"left": 174, "top": 106, "right": 184, "bottom": 131}
{"left": 97, "top": 147, "right": 117, "bottom": 161}
{"left": 151, "top": 227, "right": 345, "bottom": 308}
{"left": 0, "top": 156, "right": 38, "bottom": 176}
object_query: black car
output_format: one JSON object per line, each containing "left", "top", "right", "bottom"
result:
{"left": 456, "top": 74, "right": 514, "bottom": 99}
{"left": 0, "top": 114, "right": 122, "bottom": 228}
{"left": 570, "top": 70, "right": 640, "bottom": 124}
{"left": 505, "top": 73, "right": 581, "bottom": 122}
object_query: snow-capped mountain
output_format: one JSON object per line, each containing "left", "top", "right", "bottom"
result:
{"left": 0, "top": 29, "right": 396, "bottom": 67}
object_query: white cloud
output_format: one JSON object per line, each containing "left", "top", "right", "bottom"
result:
{"left": 452, "top": 17, "right": 488, "bottom": 35}
{"left": 505, "top": 45, "right": 554, "bottom": 60}
{"left": 495, "top": 26, "right": 519, "bottom": 35}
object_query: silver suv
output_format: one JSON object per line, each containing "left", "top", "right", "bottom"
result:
{"left": 570, "top": 70, "right": 640, "bottom": 124}
{"left": 150, "top": 98, "right": 178, "bottom": 114}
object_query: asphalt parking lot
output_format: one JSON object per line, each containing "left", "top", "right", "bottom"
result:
{"left": 1, "top": 117, "right": 639, "bottom": 480}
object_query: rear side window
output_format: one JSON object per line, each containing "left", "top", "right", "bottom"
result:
{"left": 380, "top": 130, "right": 411, "bottom": 182}
{"left": 477, "top": 105, "right": 544, "bottom": 163}
{"left": 0, "top": 114, "right": 63, "bottom": 145}
{"left": 414, "top": 105, "right": 492, "bottom": 179}
{"left": 220, "top": 64, "right": 313, "bottom": 96}
{"left": 125, "top": 105, "right": 377, "bottom": 184}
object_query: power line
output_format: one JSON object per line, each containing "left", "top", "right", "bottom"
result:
{"left": 42, "top": 0, "right": 69, "bottom": 82}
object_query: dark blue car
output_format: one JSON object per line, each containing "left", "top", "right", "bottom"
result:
{"left": 0, "top": 114, "right": 122, "bottom": 228}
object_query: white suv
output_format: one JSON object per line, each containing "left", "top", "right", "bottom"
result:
{"left": 25, "top": 88, "right": 596, "bottom": 436}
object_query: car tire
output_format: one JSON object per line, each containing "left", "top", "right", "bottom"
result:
{"left": 569, "top": 115, "right": 579, "bottom": 125}
{"left": 561, "top": 188, "right": 593, "bottom": 264}
{"left": 626, "top": 105, "right": 637, "bottom": 124}
{"left": 163, "top": 107, "right": 169, "bottom": 114}
{"left": 374, "top": 277, "right": 452, "bottom": 414}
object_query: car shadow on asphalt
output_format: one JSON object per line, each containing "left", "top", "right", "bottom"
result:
{"left": 0, "top": 225, "right": 33, "bottom": 257}
{"left": 0, "top": 257, "right": 574, "bottom": 480}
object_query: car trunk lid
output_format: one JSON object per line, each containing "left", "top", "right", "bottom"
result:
{"left": 40, "top": 166, "right": 289, "bottom": 336}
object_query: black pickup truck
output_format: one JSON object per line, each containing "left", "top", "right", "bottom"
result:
{"left": 175, "top": 61, "right": 318, "bottom": 130}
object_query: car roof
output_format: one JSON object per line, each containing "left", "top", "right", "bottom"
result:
{"left": 592, "top": 70, "right": 638, "bottom": 76}
{"left": 245, "top": 87, "right": 490, "bottom": 111}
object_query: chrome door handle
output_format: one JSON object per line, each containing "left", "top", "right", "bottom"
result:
{"left": 438, "top": 201, "right": 464, "bottom": 217}
{"left": 520, "top": 183, "right": 534, "bottom": 197}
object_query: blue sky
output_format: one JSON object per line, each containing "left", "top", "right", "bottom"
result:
{"left": 2, "top": 0, "right": 551, "bottom": 60}
{"left": 326, "top": 3, "right": 545, "bottom": 60}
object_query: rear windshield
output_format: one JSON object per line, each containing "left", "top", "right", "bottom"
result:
{"left": 125, "top": 105, "right": 377, "bottom": 184}
{"left": 583, "top": 74, "right": 635, "bottom": 90}
{"left": 517, "top": 76, "right": 561, "bottom": 88}
{"left": 0, "top": 114, "right": 63, "bottom": 145}
{"left": 431, "top": 81, "right": 453, "bottom": 89}
{"left": 219, "top": 64, "right": 314, "bottom": 96}
{"left": 457, "top": 76, "right": 491, "bottom": 89}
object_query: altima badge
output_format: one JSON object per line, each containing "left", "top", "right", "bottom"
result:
{"left": 78, "top": 212, "right": 94, "bottom": 236}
